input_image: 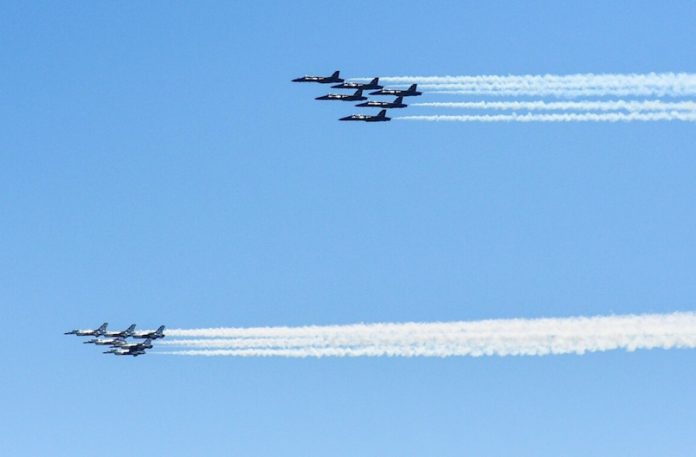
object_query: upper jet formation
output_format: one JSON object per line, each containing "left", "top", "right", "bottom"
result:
{"left": 316, "top": 89, "right": 367, "bottom": 102}
{"left": 370, "top": 84, "right": 422, "bottom": 97}
{"left": 332, "top": 77, "right": 382, "bottom": 90}
{"left": 64, "top": 322, "right": 108, "bottom": 337}
{"left": 340, "top": 109, "right": 391, "bottom": 122}
{"left": 356, "top": 96, "right": 407, "bottom": 109}
{"left": 292, "top": 70, "right": 344, "bottom": 84}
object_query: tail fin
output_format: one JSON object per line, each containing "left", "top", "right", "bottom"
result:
{"left": 156, "top": 325, "right": 165, "bottom": 335}
{"left": 125, "top": 324, "right": 136, "bottom": 335}
{"left": 331, "top": 71, "right": 340, "bottom": 78}
{"left": 97, "top": 323, "right": 108, "bottom": 333}
{"left": 355, "top": 89, "right": 363, "bottom": 96}
{"left": 408, "top": 84, "right": 417, "bottom": 91}
{"left": 370, "top": 77, "right": 379, "bottom": 85}
{"left": 142, "top": 338, "right": 152, "bottom": 346}
{"left": 394, "top": 96, "right": 403, "bottom": 104}
{"left": 377, "top": 109, "right": 387, "bottom": 118}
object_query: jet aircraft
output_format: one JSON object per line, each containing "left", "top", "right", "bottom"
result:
{"left": 356, "top": 96, "right": 407, "bottom": 109}
{"left": 104, "top": 324, "right": 136, "bottom": 338}
{"left": 316, "top": 89, "right": 367, "bottom": 102}
{"left": 332, "top": 77, "right": 382, "bottom": 90}
{"left": 339, "top": 109, "right": 391, "bottom": 122}
{"left": 64, "top": 322, "right": 108, "bottom": 337}
{"left": 83, "top": 337, "right": 126, "bottom": 346}
{"left": 103, "top": 339, "right": 152, "bottom": 357}
{"left": 370, "top": 84, "right": 422, "bottom": 97}
{"left": 133, "top": 325, "right": 166, "bottom": 340}
{"left": 292, "top": 70, "right": 344, "bottom": 84}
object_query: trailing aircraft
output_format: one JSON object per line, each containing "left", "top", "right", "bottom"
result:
{"left": 103, "top": 339, "right": 152, "bottom": 357}
{"left": 356, "top": 96, "right": 407, "bottom": 109}
{"left": 64, "top": 322, "right": 108, "bottom": 337}
{"left": 339, "top": 109, "right": 391, "bottom": 122}
{"left": 292, "top": 70, "right": 344, "bottom": 84}
{"left": 316, "top": 89, "right": 367, "bottom": 102}
{"left": 133, "top": 325, "right": 166, "bottom": 340}
{"left": 104, "top": 324, "right": 136, "bottom": 338}
{"left": 370, "top": 84, "right": 422, "bottom": 97}
{"left": 332, "top": 77, "right": 382, "bottom": 90}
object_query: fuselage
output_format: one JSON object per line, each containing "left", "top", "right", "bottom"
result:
{"left": 316, "top": 93, "right": 367, "bottom": 101}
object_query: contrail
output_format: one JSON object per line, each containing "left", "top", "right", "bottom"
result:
{"left": 160, "top": 312, "right": 696, "bottom": 357}
{"left": 353, "top": 73, "right": 696, "bottom": 97}
{"left": 411, "top": 100, "right": 696, "bottom": 112}
{"left": 397, "top": 111, "right": 696, "bottom": 122}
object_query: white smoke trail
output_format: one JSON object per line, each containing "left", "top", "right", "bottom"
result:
{"left": 160, "top": 312, "right": 696, "bottom": 357}
{"left": 397, "top": 111, "right": 696, "bottom": 122}
{"left": 353, "top": 73, "right": 696, "bottom": 97}
{"left": 411, "top": 100, "right": 696, "bottom": 112}
{"left": 358, "top": 72, "right": 696, "bottom": 84}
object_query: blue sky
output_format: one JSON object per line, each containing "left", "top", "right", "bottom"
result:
{"left": 2, "top": 1, "right": 696, "bottom": 455}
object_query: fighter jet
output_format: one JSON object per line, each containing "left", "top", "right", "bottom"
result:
{"left": 292, "top": 70, "right": 344, "bottom": 84}
{"left": 103, "top": 338, "right": 152, "bottom": 357}
{"left": 356, "top": 96, "right": 407, "bottom": 109}
{"left": 83, "top": 336, "right": 127, "bottom": 346}
{"left": 339, "top": 109, "right": 391, "bottom": 122}
{"left": 332, "top": 77, "right": 382, "bottom": 90}
{"left": 316, "top": 89, "right": 367, "bottom": 102}
{"left": 132, "top": 325, "right": 166, "bottom": 340}
{"left": 64, "top": 322, "right": 108, "bottom": 337}
{"left": 370, "top": 84, "right": 422, "bottom": 97}
{"left": 104, "top": 324, "right": 136, "bottom": 338}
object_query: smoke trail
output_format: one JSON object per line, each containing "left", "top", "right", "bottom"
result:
{"left": 397, "top": 111, "right": 696, "bottom": 122}
{"left": 160, "top": 312, "right": 696, "bottom": 357}
{"left": 358, "top": 72, "right": 696, "bottom": 86}
{"left": 411, "top": 100, "right": 696, "bottom": 112}
{"left": 352, "top": 73, "right": 696, "bottom": 97}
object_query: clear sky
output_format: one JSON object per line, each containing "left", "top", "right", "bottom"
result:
{"left": 2, "top": 1, "right": 696, "bottom": 455}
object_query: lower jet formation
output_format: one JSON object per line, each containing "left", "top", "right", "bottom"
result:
{"left": 370, "top": 84, "right": 422, "bottom": 97}
{"left": 332, "top": 77, "right": 382, "bottom": 90}
{"left": 292, "top": 70, "right": 343, "bottom": 84}
{"left": 316, "top": 89, "right": 367, "bottom": 101}
{"left": 104, "top": 339, "right": 153, "bottom": 357}
{"left": 356, "top": 96, "right": 407, "bottom": 109}
{"left": 64, "top": 322, "right": 108, "bottom": 337}
{"left": 340, "top": 109, "right": 390, "bottom": 122}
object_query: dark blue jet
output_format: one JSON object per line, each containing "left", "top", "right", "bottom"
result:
{"left": 316, "top": 89, "right": 367, "bottom": 102}
{"left": 356, "top": 96, "right": 407, "bottom": 109}
{"left": 332, "top": 77, "right": 382, "bottom": 90}
{"left": 340, "top": 109, "right": 391, "bottom": 122}
{"left": 370, "top": 84, "right": 422, "bottom": 97}
{"left": 292, "top": 70, "right": 344, "bottom": 84}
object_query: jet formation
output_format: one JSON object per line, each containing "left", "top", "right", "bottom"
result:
{"left": 292, "top": 70, "right": 421, "bottom": 122}
{"left": 65, "top": 323, "right": 165, "bottom": 357}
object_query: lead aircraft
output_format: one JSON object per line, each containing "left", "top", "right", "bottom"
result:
{"left": 292, "top": 70, "right": 344, "bottom": 84}
{"left": 64, "top": 322, "right": 108, "bottom": 337}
